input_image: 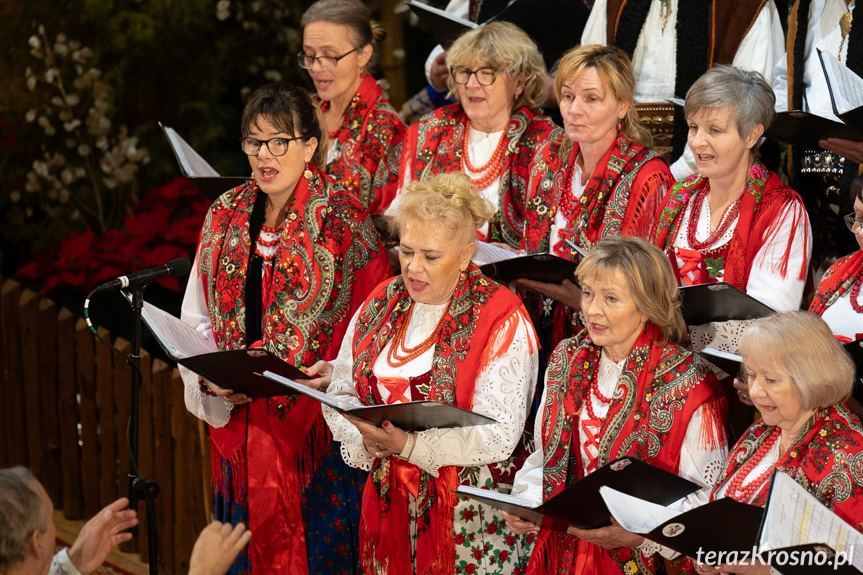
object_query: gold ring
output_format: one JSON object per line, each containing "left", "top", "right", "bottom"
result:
{"left": 374, "top": 451, "right": 382, "bottom": 458}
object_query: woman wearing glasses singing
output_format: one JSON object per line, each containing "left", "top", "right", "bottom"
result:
{"left": 299, "top": 0, "right": 405, "bottom": 215}
{"left": 180, "top": 84, "right": 391, "bottom": 574}
{"left": 374, "top": 22, "right": 562, "bottom": 249}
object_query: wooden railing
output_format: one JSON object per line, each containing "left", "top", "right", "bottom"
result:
{"left": 0, "top": 277, "right": 210, "bottom": 574}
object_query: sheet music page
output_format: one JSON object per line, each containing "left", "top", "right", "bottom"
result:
{"left": 472, "top": 242, "right": 519, "bottom": 266}
{"left": 410, "top": 1, "right": 477, "bottom": 28}
{"left": 163, "top": 126, "right": 221, "bottom": 178}
{"left": 458, "top": 485, "right": 542, "bottom": 509}
{"left": 700, "top": 347, "right": 742, "bottom": 363}
{"left": 141, "top": 302, "right": 218, "bottom": 359}
{"left": 819, "top": 50, "right": 863, "bottom": 114}
{"left": 760, "top": 472, "right": 863, "bottom": 570}
{"left": 262, "top": 371, "right": 355, "bottom": 412}
{"left": 599, "top": 486, "right": 685, "bottom": 534}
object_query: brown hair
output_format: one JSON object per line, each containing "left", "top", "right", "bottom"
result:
{"left": 851, "top": 174, "right": 863, "bottom": 203}
{"left": 553, "top": 44, "right": 652, "bottom": 148}
{"left": 389, "top": 172, "right": 493, "bottom": 245}
{"left": 445, "top": 21, "right": 547, "bottom": 110}
{"left": 241, "top": 83, "right": 327, "bottom": 170}
{"left": 576, "top": 236, "right": 687, "bottom": 345}
{"left": 301, "top": 0, "right": 386, "bottom": 73}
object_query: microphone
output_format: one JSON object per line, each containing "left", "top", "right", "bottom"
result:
{"left": 95, "top": 257, "right": 192, "bottom": 292}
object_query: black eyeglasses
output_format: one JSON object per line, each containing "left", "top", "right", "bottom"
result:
{"left": 450, "top": 66, "right": 502, "bottom": 86}
{"left": 297, "top": 47, "right": 359, "bottom": 71}
{"left": 239, "top": 136, "right": 304, "bottom": 157}
{"left": 843, "top": 213, "right": 863, "bottom": 233}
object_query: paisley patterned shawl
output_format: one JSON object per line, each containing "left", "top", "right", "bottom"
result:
{"left": 350, "top": 265, "right": 527, "bottom": 575}
{"left": 653, "top": 160, "right": 809, "bottom": 290}
{"left": 198, "top": 164, "right": 389, "bottom": 368}
{"left": 528, "top": 325, "right": 727, "bottom": 575}
{"left": 521, "top": 134, "right": 673, "bottom": 259}
{"left": 196, "top": 165, "right": 390, "bottom": 572}
{"left": 318, "top": 74, "right": 405, "bottom": 215}
{"left": 372, "top": 103, "right": 562, "bottom": 248}
{"left": 809, "top": 250, "right": 863, "bottom": 315}
{"left": 713, "top": 404, "right": 863, "bottom": 531}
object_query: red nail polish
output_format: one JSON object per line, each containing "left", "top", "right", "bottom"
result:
{"left": 382, "top": 421, "right": 389, "bottom": 427}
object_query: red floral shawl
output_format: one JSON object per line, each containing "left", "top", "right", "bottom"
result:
{"left": 373, "top": 103, "right": 562, "bottom": 248}
{"left": 809, "top": 250, "right": 863, "bottom": 316}
{"left": 653, "top": 161, "right": 809, "bottom": 290}
{"left": 528, "top": 326, "right": 727, "bottom": 575}
{"left": 318, "top": 75, "right": 405, "bottom": 215}
{"left": 521, "top": 134, "right": 673, "bottom": 259}
{"left": 196, "top": 165, "right": 391, "bottom": 573}
{"left": 350, "top": 265, "right": 528, "bottom": 575}
{"left": 713, "top": 404, "right": 863, "bottom": 531}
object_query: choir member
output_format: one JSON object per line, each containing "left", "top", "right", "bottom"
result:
{"left": 179, "top": 84, "right": 390, "bottom": 574}
{"left": 322, "top": 171, "right": 540, "bottom": 574}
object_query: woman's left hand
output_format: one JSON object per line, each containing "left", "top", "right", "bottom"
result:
{"left": 345, "top": 416, "right": 409, "bottom": 459}
{"left": 299, "top": 360, "right": 333, "bottom": 391}
{"left": 565, "top": 517, "right": 645, "bottom": 550}
{"left": 513, "top": 278, "right": 582, "bottom": 310}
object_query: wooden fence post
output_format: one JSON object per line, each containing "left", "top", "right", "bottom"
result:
{"left": 37, "top": 298, "right": 62, "bottom": 505}
{"left": 75, "top": 318, "right": 101, "bottom": 517}
{"left": 58, "top": 308, "right": 84, "bottom": 520}
{"left": 112, "top": 337, "right": 136, "bottom": 554}
{"left": 0, "top": 279, "right": 25, "bottom": 467}
{"left": 171, "top": 368, "right": 193, "bottom": 575}
{"left": 152, "top": 359, "right": 175, "bottom": 574}
{"left": 95, "top": 326, "right": 117, "bottom": 507}
{"left": 137, "top": 348, "right": 154, "bottom": 563}
{"left": 19, "top": 290, "right": 42, "bottom": 478}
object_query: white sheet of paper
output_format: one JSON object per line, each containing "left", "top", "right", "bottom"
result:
{"left": 458, "top": 484, "right": 542, "bottom": 508}
{"left": 472, "top": 241, "right": 519, "bottom": 266}
{"left": 819, "top": 50, "right": 863, "bottom": 115}
{"left": 599, "top": 486, "right": 684, "bottom": 534}
{"left": 163, "top": 126, "right": 221, "bottom": 178}
{"left": 760, "top": 472, "right": 863, "bottom": 571}
{"left": 141, "top": 302, "right": 217, "bottom": 359}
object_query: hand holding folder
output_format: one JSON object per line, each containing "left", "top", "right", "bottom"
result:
{"left": 457, "top": 458, "right": 700, "bottom": 532}
{"left": 601, "top": 472, "right": 863, "bottom": 574}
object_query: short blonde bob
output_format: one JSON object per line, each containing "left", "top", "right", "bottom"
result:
{"left": 575, "top": 236, "right": 687, "bottom": 345}
{"left": 445, "top": 22, "right": 547, "bottom": 111}
{"left": 388, "top": 171, "right": 493, "bottom": 245}
{"left": 553, "top": 44, "right": 653, "bottom": 148}
{"left": 739, "top": 312, "right": 854, "bottom": 411}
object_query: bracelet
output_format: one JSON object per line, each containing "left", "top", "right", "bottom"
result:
{"left": 397, "top": 432, "right": 416, "bottom": 461}
{"left": 199, "top": 380, "right": 217, "bottom": 396}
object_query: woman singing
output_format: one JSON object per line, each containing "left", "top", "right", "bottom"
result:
{"left": 323, "top": 172, "right": 540, "bottom": 574}
{"left": 180, "top": 84, "right": 391, "bottom": 574}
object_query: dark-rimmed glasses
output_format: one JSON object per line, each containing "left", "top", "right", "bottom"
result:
{"left": 843, "top": 212, "right": 863, "bottom": 233}
{"left": 239, "top": 137, "right": 303, "bottom": 157}
{"left": 297, "top": 47, "right": 359, "bottom": 71}
{"left": 450, "top": 66, "right": 502, "bottom": 86}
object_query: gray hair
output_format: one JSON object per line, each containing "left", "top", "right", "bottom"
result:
{"left": 739, "top": 312, "right": 854, "bottom": 411}
{"left": 0, "top": 467, "right": 48, "bottom": 571}
{"left": 683, "top": 65, "right": 775, "bottom": 138}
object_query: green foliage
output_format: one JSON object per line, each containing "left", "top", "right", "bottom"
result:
{"left": 0, "top": 0, "right": 313, "bottom": 271}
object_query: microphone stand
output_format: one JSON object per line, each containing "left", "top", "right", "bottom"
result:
{"left": 122, "top": 286, "right": 160, "bottom": 575}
